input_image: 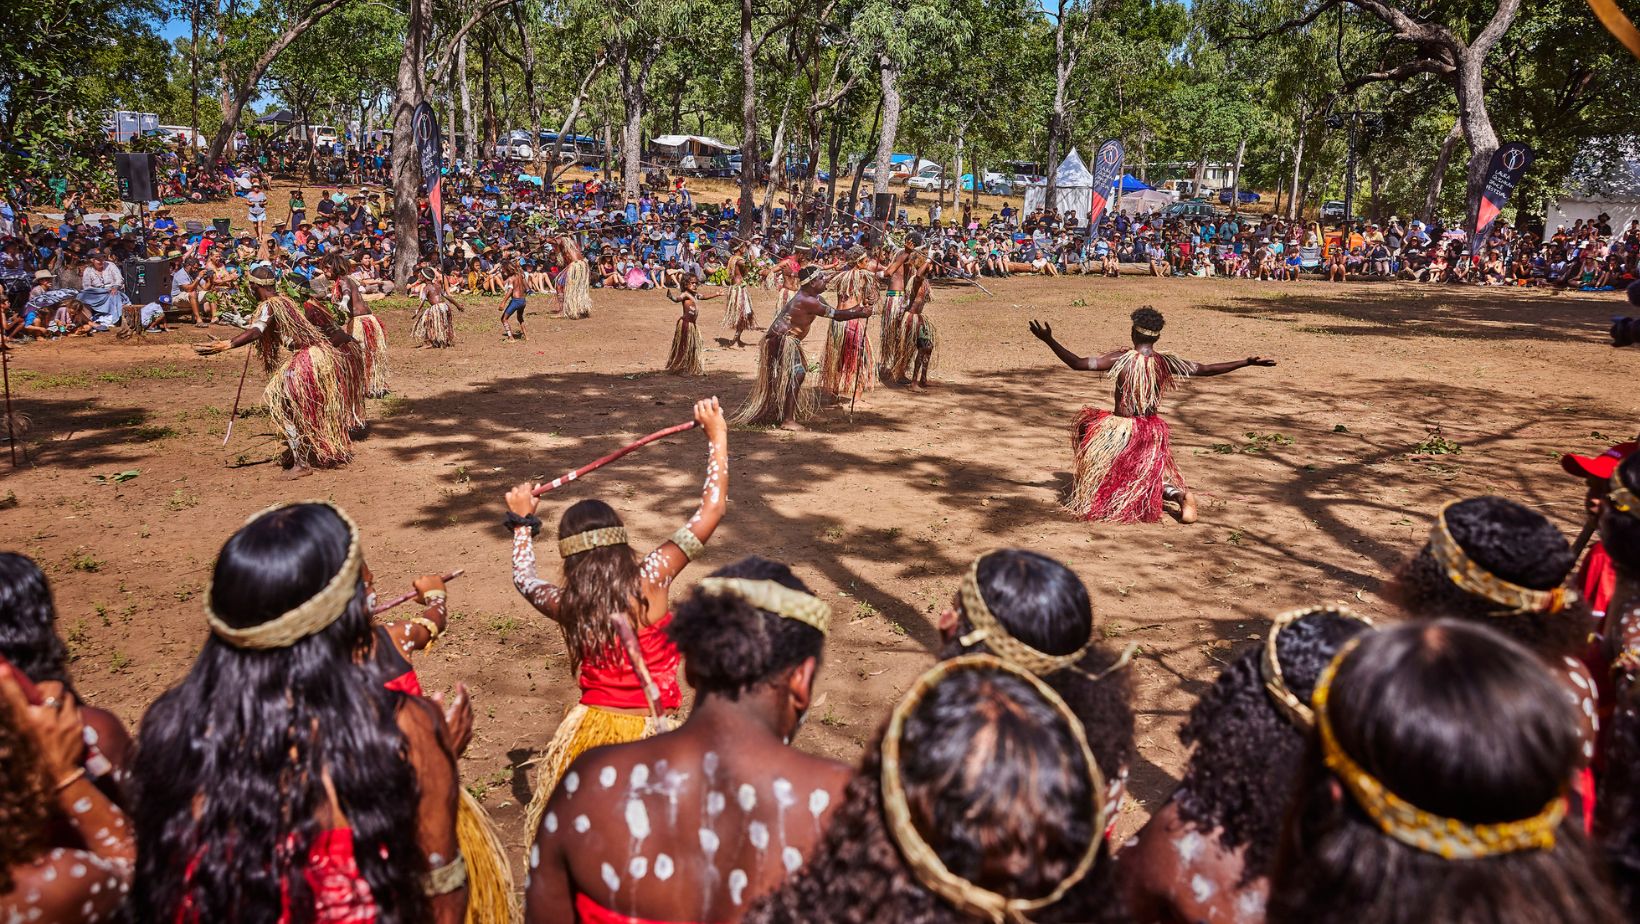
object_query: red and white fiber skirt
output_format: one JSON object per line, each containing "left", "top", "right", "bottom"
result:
{"left": 1068, "top": 409, "right": 1183, "bottom": 524}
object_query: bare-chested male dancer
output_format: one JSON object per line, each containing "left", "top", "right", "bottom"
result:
{"left": 730, "top": 266, "right": 871, "bottom": 431}
{"left": 723, "top": 241, "right": 757, "bottom": 347}
{"left": 502, "top": 258, "right": 529, "bottom": 341}
{"left": 413, "top": 266, "right": 463, "bottom": 348}
{"left": 879, "top": 232, "right": 920, "bottom": 380}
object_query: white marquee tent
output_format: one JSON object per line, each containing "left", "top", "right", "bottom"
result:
{"left": 1547, "top": 138, "right": 1640, "bottom": 232}
{"left": 1023, "top": 150, "right": 1097, "bottom": 220}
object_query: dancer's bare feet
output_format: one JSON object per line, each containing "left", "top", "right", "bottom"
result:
{"left": 778, "top": 420, "right": 806, "bottom": 432}
{"left": 1179, "top": 491, "right": 1199, "bottom": 524}
{"left": 282, "top": 463, "right": 315, "bottom": 480}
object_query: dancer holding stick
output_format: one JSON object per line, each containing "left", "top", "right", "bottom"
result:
{"left": 532, "top": 421, "right": 697, "bottom": 497}
{"left": 732, "top": 266, "right": 872, "bottom": 431}
{"left": 373, "top": 569, "right": 465, "bottom": 615}
{"left": 221, "top": 345, "right": 254, "bottom": 448}
{"left": 1, "top": 306, "right": 18, "bottom": 466}
{"left": 506, "top": 397, "right": 729, "bottom": 841}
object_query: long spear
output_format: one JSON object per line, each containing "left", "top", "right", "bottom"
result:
{"left": 531, "top": 421, "right": 698, "bottom": 497}
{"left": 811, "top": 197, "right": 995, "bottom": 296}
{"left": 222, "top": 345, "right": 253, "bottom": 447}
{"left": 372, "top": 570, "right": 465, "bottom": 615}
{"left": 1, "top": 310, "right": 15, "bottom": 466}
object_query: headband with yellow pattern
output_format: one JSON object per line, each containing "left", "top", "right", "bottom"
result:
{"left": 205, "top": 501, "right": 362, "bottom": 649}
{"left": 1260, "top": 605, "right": 1374, "bottom": 730}
{"left": 1611, "top": 470, "right": 1637, "bottom": 515}
{"left": 1427, "top": 502, "right": 1571, "bottom": 615}
{"left": 957, "top": 554, "right": 1135, "bottom": 682}
{"left": 881, "top": 654, "right": 1106, "bottom": 923}
{"left": 697, "top": 577, "right": 832, "bottom": 636}
{"left": 558, "top": 527, "right": 630, "bottom": 559}
{"left": 1313, "top": 637, "right": 1567, "bottom": 860}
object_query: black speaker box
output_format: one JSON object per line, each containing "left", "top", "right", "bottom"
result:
{"left": 123, "top": 257, "right": 172, "bottom": 305}
{"left": 873, "top": 192, "right": 897, "bottom": 222}
{"left": 114, "top": 153, "right": 158, "bottom": 203}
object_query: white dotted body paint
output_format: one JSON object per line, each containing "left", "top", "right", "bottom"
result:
{"left": 626, "top": 799, "right": 652, "bottom": 841}
{"left": 72, "top": 797, "right": 93, "bottom": 814}
{"left": 1190, "top": 874, "right": 1215, "bottom": 902}
{"left": 703, "top": 751, "right": 719, "bottom": 776}
{"left": 654, "top": 853, "right": 675, "bottom": 881}
{"left": 1175, "top": 830, "right": 1204, "bottom": 863}
{"left": 782, "top": 846, "right": 803, "bottom": 873}
{"left": 748, "top": 821, "right": 769, "bottom": 851}
{"left": 564, "top": 771, "right": 580, "bottom": 794}
{"left": 808, "top": 789, "right": 830, "bottom": 821}
{"left": 1235, "top": 889, "right": 1266, "bottom": 922}
{"left": 599, "top": 766, "right": 618, "bottom": 789}
{"left": 772, "top": 778, "right": 795, "bottom": 808}
{"left": 631, "top": 764, "right": 650, "bottom": 788}
{"left": 545, "top": 812, "right": 558, "bottom": 833}
{"left": 529, "top": 845, "right": 540, "bottom": 869}
{"left": 707, "top": 791, "right": 726, "bottom": 816}
{"left": 600, "top": 862, "right": 621, "bottom": 893}
{"left": 574, "top": 815, "right": 591, "bottom": 834}
{"left": 728, "top": 869, "right": 748, "bottom": 906}
{"left": 737, "top": 783, "right": 757, "bottom": 812}
{"left": 629, "top": 856, "right": 648, "bottom": 880}
{"left": 699, "top": 828, "right": 720, "bottom": 854}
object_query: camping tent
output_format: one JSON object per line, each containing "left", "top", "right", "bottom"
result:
{"left": 1114, "top": 189, "right": 1174, "bottom": 215}
{"left": 1023, "top": 150, "right": 1096, "bottom": 220}
{"left": 1118, "top": 174, "right": 1151, "bottom": 193}
{"left": 1546, "top": 137, "right": 1640, "bottom": 232}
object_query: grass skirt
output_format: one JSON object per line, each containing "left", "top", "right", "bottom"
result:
{"left": 1069, "top": 409, "right": 1182, "bottom": 524}
{"left": 415, "top": 302, "right": 456, "bottom": 347}
{"left": 523, "top": 704, "right": 678, "bottom": 847}
{"left": 336, "top": 337, "right": 367, "bottom": 430}
{"left": 822, "top": 317, "right": 874, "bottom": 398}
{"left": 266, "top": 344, "right": 353, "bottom": 468}
{"left": 884, "top": 311, "right": 937, "bottom": 383}
{"left": 722, "top": 284, "right": 755, "bottom": 331}
{"left": 560, "top": 260, "right": 592, "bottom": 319}
{"left": 457, "top": 789, "right": 518, "bottom": 924}
{"left": 348, "top": 314, "right": 390, "bottom": 397}
{"left": 665, "top": 318, "right": 704, "bottom": 375}
{"left": 731, "top": 332, "right": 815, "bottom": 426}
{"left": 878, "top": 294, "right": 907, "bottom": 379}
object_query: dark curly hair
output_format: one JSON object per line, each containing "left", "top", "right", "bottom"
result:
{"left": 0, "top": 691, "right": 51, "bottom": 894}
{"left": 667, "top": 556, "right": 825, "bottom": 699}
{"left": 938, "top": 549, "right": 1133, "bottom": 788}
{"left": 555, "top": 499, "right": 645, "bottom": 674}
{"left": 0, "top": 553, "right": 75, "bottom": 691}
{"left": 1173, "top": 609, "right": 1371, "bottom": 882}
{"left": 1131, "top": 307, "right": 1164, "bottom": 344}
{"left": 745, "top": 665, "right": 1130, "bottom": 924}
{"left": 1594, "top": 455, "right": 1640, "bottom": 916}
{"left": 130, "top": 503, "right": 431, "bottom": 924}
{"left": 1599, "top": 454, "right": 1640, "bottom": 574}
{"left": 1270, "top": 620, "right": 1622, "bottom": 924}
{"left": 1389, "top": 496, "right": 1586, "bottom": 658}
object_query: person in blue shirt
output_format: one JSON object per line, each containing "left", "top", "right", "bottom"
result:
{"left": 152, "top": 208, "right": 178, "bottom": 234}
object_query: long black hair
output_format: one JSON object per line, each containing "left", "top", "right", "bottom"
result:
{"left": 939, "top": 549, "right": 1134, "bottom": 790}
{"left": 0, "top": 552, "right": 74, "bottom": 690}
{"left": 130, "top": 504, "right": 430, "bottom": 924}
{"left": 1174, "top": 610, "right": 1370, "bottom": 882}
{"left": 1596, "top": 453, "right": 1640, "bottom": 917}
{"left": 1269, "top": 620, "right": 1621, "bottom": 924}
{"left": 555, "top": 498, "right": 643, "bottom": 673}
{"left": 1390, "top": 496, "right": 1587, "bottom": 657}
{"left": 667, "top": 556, "right": 824, "bottom": 699}
{"left": 745, "top": 665, "right": 1129, "bottom": 924}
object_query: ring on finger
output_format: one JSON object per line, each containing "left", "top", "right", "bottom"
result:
{"left": 43, "top": 697, "right": 60, "bottom": 708}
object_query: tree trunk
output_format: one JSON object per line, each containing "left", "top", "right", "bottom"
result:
{"left": 1045, "top": 5, "right": 1070, "bottom": 214}
{"left": 458, "top": 38, "right": 476, "bottom": 160}
{"left": 1288, "top": 118, "right": 1307, "bottom": 221}
{"left": 207, "top": 0, "right": 350, "bottom": 163}
{"left": 737, "top": 0, "right": 760, "bottom": 236}
{"left": 1192, "top": 153, "right": 1207, "bottom": 195}
{"left": 389, "top": 0, "right": 432, "bottom": 287}
{"left": 872, "top": 59, "right": 900, "bottom": 198}
{"left": 758, "top": 101, "right": 789, "bottom": 237}
{"left": 1423, "top": 120, "right": 1464, "bottom": 225}
{"left": 824, "top": 117, "right": 842, "bottom": 229}
{"left": 513, "top": 2, "right": 541, "bottom": 166}
{"left": 619, "top": 43, "right": 660, "bottom": 200}
{"left": 480, "top": 43, "right": 496, "bottom": 154}
{"left": 544, "top": 55, "right": 606, "bottom": 186}
{"left": 849, "top": 97, "right": 882, "bottom": 223}
{"left": 951, "top": 127, "right": 965, "bottom": 213}
{"left": 1230, "top": 136, "right": 1247, "bottom": 216}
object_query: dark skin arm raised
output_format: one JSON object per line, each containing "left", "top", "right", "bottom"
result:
{"left": 1027, "top": 320, "right": 1117, "bottom": 371}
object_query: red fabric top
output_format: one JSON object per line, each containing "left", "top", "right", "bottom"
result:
{"left": 177, "top": 830, "right": 376, "bottom": 924}
{"left": 1584, "top": 542, "right": 1618, "bottom": 618}
{"left": 575, "top": 892, "right": 713, "bottom": 924}
{"left": 578, "top": 612, "right": 682, "bottom": 711}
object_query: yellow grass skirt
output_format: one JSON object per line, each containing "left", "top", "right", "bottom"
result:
{"left": 348, "top": 314, "right": 390, "bottom": 397}
{"left": 665, "top": 318, "right": 704, "bottom": 376}
{"left": 415, "top": 301, "right": 455, "bottom": 347}
{"left": 731, "top": 332, "right": 816, "bottom": 426}
{"left": 560, "top": 260, "right": 592, "bottom": 319}
{"left": 723, "top": 284, "right": 755, "bottom": 330}
{"left": 457, "top": 789, "right": 518, "bottom": 924}
{"left": 522, "top": 704, "right": 678, "bottom": 848}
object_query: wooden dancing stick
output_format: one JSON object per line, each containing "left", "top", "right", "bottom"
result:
{"left": 372, "top": 570, "right": 466, "bottom": 616}
{"left": 222, "top": 345, "right": 254, "bottom": 447}
{"left": 531, "top": 421, "right": 698, "bottom": 497}
{"left": 1, "top": 314, "right": 16, "bottom": 466}
{"left": 1570, "top": 515, "right": 1599, "bottom": 565}
{"left": 812, "top": 198, "right": 996, "bottom": 296}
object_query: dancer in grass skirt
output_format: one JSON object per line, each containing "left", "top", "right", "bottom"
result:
{"left": 821, "top": 245, "right": 879, "bottom": 403}
{"left": 1029, "top": 307, "right": 1276, "bottom": 524}
{"left": 664, "top": 277, "right": 719, "bottom": 376}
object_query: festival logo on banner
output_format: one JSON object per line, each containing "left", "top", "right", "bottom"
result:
{"left": 412, "top": 102, "right": 444, "bottom": 252}
{"left": 1470, "top": 141, "right": 1533, "bottom": 257}
{"left": 1086, "top": 140, "right": 1125, "bottom": 229}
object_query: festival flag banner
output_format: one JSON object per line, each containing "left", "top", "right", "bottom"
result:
{"left": 1470, "top": 141, "right": 1534, "bottom": 257}
{"left": 412, "top": 101, "right": 444, "bottom": 252}
{"left": 1087, "top": 140, "right": 1125, "bottom": 229}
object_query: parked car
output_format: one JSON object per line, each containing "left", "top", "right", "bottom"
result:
{"left": 1161, "top": 200, "right": 1222, "bottom": 221}
{"left": 497, "top": 132, "right": 534, "bottom": 161}
{"left": 1218, "top": 189, "right": 1261, "bottom": 205}
{"left": 906, "top": 165, "right": 954, "bottom": 191}
{"left": 158, "top": 125, "right": 206, "bottom": 148}
{"left": 1320, "top": 200, "right": 1348, "bottom": 222}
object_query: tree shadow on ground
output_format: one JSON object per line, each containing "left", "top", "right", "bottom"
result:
{"left": 0, "top": 394, "right": 168, "bottom": 473}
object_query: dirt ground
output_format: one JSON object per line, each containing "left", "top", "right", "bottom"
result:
{"left": 1, "top": 272, "right": 1634, "bottom": 854}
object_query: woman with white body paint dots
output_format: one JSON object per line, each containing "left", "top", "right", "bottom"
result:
{"left": 525, "top": 556, "right": 851, "bottom": 924}
{"left": 0, "top": 663, "right": 135, "bottom": 923}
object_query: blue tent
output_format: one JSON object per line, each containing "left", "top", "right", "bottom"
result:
{"left": 1118, "top": 174, "right": 1151, "bottom": 193}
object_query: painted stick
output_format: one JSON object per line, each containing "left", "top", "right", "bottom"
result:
{"left": 1570, "top": 516, "right": 1599, "bottom": 565}
{"left": 531, "top": 421, "right": 698, "bottom": 497}
{"left": 1, "top": 315, "right": 15, "bottom": 466}
{"left": 371, "top": 570, "right": 465, "bottom": 616}
{"left": 222, "top": 345, "right": 254, "bottom": 447}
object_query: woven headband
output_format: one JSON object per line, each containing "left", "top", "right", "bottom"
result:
{"left": 696, "top": 577, "right": 831, "bottom": 636}
{"left": 957, "top": 555, "right": 1137, "bottom": 682}
{"left": 1133, "top": 325, "right": 1160, "bottom": 337}
{"left": 1427, "top": 503, "right": 1571, "bottom": 615}
{"left": 1261, "top": 605, "right": 1373, "bottom": 730}
{"left": 558, "top": 527, "right": 629, "bottom": 559}
{"left": 1611, "top": 471, "right": 1637, "bottom": 515}
{"left": 1313, "top": 637, "right": 1567, "bottom": 860}
{"left": 881, "top": 654, "right": 1106, "bottom": 923}
{"left": 205, "top": 501, "right": 363, "bottom": 649}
